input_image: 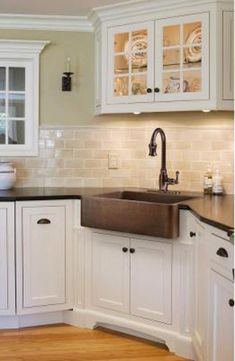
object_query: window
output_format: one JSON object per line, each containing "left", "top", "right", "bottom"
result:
{"left": 0, "top": 40, "right": 49, "bottom": 156}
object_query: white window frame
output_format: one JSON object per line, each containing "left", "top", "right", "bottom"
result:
{"left": 0, "top": 40, "right": 49, "bottom": 157}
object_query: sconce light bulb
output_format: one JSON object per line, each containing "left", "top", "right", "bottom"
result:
{"left": 66, "top": 57, "right": 71, "bottom": 72}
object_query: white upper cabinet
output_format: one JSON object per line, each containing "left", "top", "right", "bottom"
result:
{"left": 0, "top": 40, "right": 49, "bottom": 156}
{"left": 95, "top": 0, "right": 233, "bottom": 113}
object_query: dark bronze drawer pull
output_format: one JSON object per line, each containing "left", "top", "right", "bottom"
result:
{"left": 216, "top": 247, "right": 228, "bottom": 258}
{"left": 130, "top": 248, "right": 135, "bottom": 254}
{"left": 122, "top": 247, "right": 128, "bottom": 253}
{"left": 37, "top": 218, "right": 51, "bottom": 225}
{"left": 228, "top": 299, "right": 234, "bottom": 307}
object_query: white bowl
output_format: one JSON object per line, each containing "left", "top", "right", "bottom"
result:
{"left": 0, "top": 170, "right": 16, "bottom": 190}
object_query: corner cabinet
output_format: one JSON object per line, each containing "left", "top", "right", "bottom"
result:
{"left": 94, "top": 0, "right": 233, "bottom": 113}
{"left": 90, "top": 231, "right": 172, "bottom": 324}
{"left": 0, "top": 203, "right": 15, "bottom": 316}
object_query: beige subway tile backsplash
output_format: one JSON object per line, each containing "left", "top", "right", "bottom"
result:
{"left": 2, "top": 125, "right": 233, "bottom": 194}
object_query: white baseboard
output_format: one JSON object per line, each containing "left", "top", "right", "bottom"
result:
{"left": 0, "top": 311, "right": 64, "bottom": 329}
{"left": 64, "top": 308, "right": 195, "bottom": 360}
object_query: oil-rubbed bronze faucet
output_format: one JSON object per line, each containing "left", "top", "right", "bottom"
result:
{"left": 148, "top": 128, "right": 179, "bottom": 192}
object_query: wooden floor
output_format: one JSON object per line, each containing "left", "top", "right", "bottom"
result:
{"left": 0, "top": 324, "right": 191, "bottom": 361}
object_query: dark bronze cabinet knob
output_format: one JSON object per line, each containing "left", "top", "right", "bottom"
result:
{"left": 154, "top": 87, "right": 160, "bottom": 93}
{"left": 216, "top": 248, "right": 228, "bottom": 258}
{"left": 130, "top": 248, "right": 135, "bottom": 254}
{"left": 147, "top": 88, "right": 153, "bottom": 93}
{"left": 190, "top": 232, "right": 196, "bottom": 237}
{"left": 228, "top": 299, "right": 234, "bottom": 307}
{"left": 122, "top": 247, "right": 128, "bottom": 253}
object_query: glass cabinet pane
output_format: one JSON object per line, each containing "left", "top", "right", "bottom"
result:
{"left": 131, "top": 75, "right": 147, "bottom": 95}
{"left": 184, "top": 22, "right": 201, "bottom": 45}
{"left": 183, "top": 46, "right": 202, "bottom": 68}
{"left": 183, "top": 70, "right": 201, "bottom": 92}
{"left": 0, "top": 94, "right": 6, "bottom": 117}
{"left": 114, "top": 77, "right": 129, "bottom": 96}
{"left": 114, "top": 55, "right": 129, "bottom": 74}
{"left": 0, "top": 67, "right": 6, "bottom": 90}
{"left": 9, "top": 93, "right": 25, "bottom": 118}
{"left": 163, "top": 25, "right": 180, "bottom": 47}
{"left": 163, "top": 48, "right": 180, "bottom": 70}
{"left": 163, "top": 72, "right": 181, "bottom": 93}
{"left": 114, "top": 32, "right": 129, "bottom": 53}
{"left": 9, "top": 67, "right": 25, "bottom": 91}
{"left": 8, "top": 120, "right": 25, "bottom": 144}
{"left": 0, "top": 119, "right": 6, "bottom": 144}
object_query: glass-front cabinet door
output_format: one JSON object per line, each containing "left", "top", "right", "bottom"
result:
{"left": 0, "top": 62, "right": 28, "bottom": 147}
{"left": 107, "top": 22, "right": 154, "bottom": 104}
{"left": 155, "top": 13, "right": 209, "bottom": 101}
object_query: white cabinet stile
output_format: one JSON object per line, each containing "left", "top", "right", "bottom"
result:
{"left": 0, "top": 203, "right": 15, "bottom": 315}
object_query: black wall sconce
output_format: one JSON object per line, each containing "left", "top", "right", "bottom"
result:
{"left": 62, "top": 57, "right": 74, "bottom": 91}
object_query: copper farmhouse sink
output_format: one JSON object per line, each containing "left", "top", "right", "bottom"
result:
{"left": 81, "top": 190, "right": 199, "bottom": 238}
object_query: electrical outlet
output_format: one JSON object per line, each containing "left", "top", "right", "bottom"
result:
{"left": 108, "top": 152, "right": 119, "bottom": 169}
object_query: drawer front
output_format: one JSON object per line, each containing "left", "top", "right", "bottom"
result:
{"left": 209, "top": 233, "right": 234, "bottom": 281}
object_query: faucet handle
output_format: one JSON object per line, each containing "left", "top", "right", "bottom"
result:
{"left": 175, "top": 170, "right": 180, "bottom": 184}
{"left": 167, "top": 171, "right": 180, "bottom": 185}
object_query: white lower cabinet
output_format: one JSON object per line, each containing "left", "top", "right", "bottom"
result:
{"left": 130, "top": 238, "right": 172, "bottom": 323}
{"left": 16, "top": 200, "right": 73, "bottom": 314}
{"left": 208, "top": 270, "right": 234, "bottom": 361}
{"left": 90, "top": 231, "right": 172, "bottom": 324}
{"left": 92, "top": 232, "right": 130, "bottom": 313}
{"left": 0, "top": 203, "right": 15, "bottom": 315}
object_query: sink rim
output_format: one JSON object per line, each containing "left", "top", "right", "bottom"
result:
{"left": 92, "top": 190, "right": 202, "bottom": 205}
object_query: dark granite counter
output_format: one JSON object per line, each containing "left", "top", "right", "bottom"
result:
{"left": 0, "top": 187, "right": 233, "bottom": 233}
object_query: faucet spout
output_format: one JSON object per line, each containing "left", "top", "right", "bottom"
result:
{"left": 148, "top": 128, "right": 179, "bottom": 192}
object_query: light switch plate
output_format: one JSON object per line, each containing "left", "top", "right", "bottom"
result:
{"left": 108, "top": 152, "right": 119, "bottom": 169}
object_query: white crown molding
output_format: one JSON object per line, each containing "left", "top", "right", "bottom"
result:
{"left": 90, "top": 0, "right": 233, "bottom": 25}
{"left": 0, "top": 14, "right": 93, "bottom": 32}
{"left": 0, "top": 39, "right": 50, "bottom": 54}
{"left": 0, "top": 0, "right": 233, "bottom": 32}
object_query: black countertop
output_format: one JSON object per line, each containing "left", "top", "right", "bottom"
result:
{"left": 0, "top": 187, "right": 233, "bottom": 234}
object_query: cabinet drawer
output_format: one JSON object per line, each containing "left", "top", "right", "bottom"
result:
{"left": 209, "top": 233, "right": 234, "bottom": 281}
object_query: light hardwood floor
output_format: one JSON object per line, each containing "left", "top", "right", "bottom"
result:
{"left": 0, "top": 324, "right": 191, "bottom": 361}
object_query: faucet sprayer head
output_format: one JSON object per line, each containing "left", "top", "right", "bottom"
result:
{"left": 148, "top": 143, "right": 157, "bottom": 156}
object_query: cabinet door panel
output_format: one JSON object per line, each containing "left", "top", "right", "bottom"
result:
{"left": 223, "top": 11, "right": 234, "bottom": 100}
{"left": 0, "top": 203, "right": 15, "bottom": 315}
{"left": 130, "top": 238, "right": 172, "bottom": 324}
{"left": 107, "top": 22, "right": 154, "bottom": 105}
{"left": 208, "top": 270, "right": 234, "bottom": 361}
{"left": 155, "top": 13, "right": 209, "bottom": 102}
{"left": 92, "top": 232, "right": 129, "bottom": 313}
{"left": 22, "top": 206, "right": 66, "bottom": 308}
